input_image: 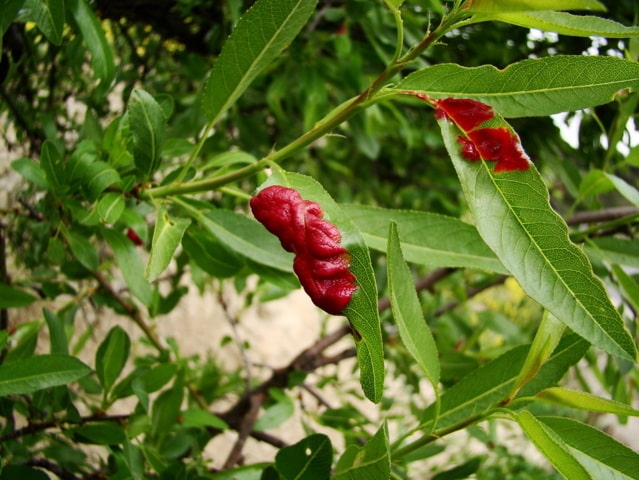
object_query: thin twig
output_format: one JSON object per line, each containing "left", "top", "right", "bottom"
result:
{"left": 27, "top": 458, "right": 82, "bottom": 480}
{"left": 567, "top": 206, "right": 639, "bottom": 226}
{"left": 223, "top": 393, "right": 264, "bottom": 469}
{"left": 434, "top": 275, "right": 509, "bottom": 316}
{"left": 217, "top": 290, "right": 253, "bottom": 390}
{"left": 377, "top": 267, "right": 456, "bottom": 313}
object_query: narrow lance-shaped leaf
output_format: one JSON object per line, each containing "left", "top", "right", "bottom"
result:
{"left": 0, "top": 354, "right": 91, "bottom": 396}
{"left": 387, "top": 222, "right": 440, "bottom": 387}
{"left": 96, "top": 326, "right": 131, "bottom": 394}
{"left": 466, "top": 0, "right": 605, "bottom": 12}
{"left": 254, "top": 171, "right": 385, "bottom": 403}
{"left": 343, "top": 204, "right": 507, "bottom": 274}
{"left": 540, "top": 416, "right": 639, "bottom": 479}
{"left": 474, "top": 11, "right": 639, "bottom": 38}
{"left": 398, "top": 56, "right": 639, "bottom": 117}
{"left": 202, "top": 0, "right": 318, "bottom": 123}
{"left": 274, "top": 434, "right": 333, "bottom": 480}
{"left": 334, "top": 423, "right": 390, "bottom": 480}
{"left": 68, "top": 0, "right": 115, "bottom": 90}
{"left": 513, "top": 410, "right": 590, "bottom": 480}
{"left": 536, "top": 387, "right": 639, "bottom": 417}
{"left": 24, "top": 0, "right": 65, "bottom": 45}
{"left": 145, "top": 207, "right": 191, "bottom": 282}
{"left": 438, "top": 116, "right": 637, "bottom": 361}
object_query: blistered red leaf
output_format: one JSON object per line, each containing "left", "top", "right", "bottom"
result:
{"left": 250, "top": 185, "right": 357, "bottom": 315}
{"left": 467, "top": 128, "right": 530, "bottom": 172}
{"left": 434, "top": 98, "right": 495, "bottom": 131}
{"left": 457, "top": 136, "right": 480, "bottom": 161}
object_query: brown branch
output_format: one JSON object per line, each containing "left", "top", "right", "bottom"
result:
{"left": 566, "top": 206, "right": 639, "bottom": 226}
{"left": 434, "top": 275, "right": 509, "bottom": 317}
{"left": 223, "top": 393, "right": 264, "bottom": 469}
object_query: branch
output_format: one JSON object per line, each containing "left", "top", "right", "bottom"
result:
{"left": 27, "top": 458, "right": 82, "bottom": 480}
{"left": 567, "top": 206, "right": 639, "bottom": 225}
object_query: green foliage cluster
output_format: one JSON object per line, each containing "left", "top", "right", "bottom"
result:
{"left": 1, "top": 0, "right": 639, "bottom": 478}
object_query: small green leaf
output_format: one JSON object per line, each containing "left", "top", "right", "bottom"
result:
{"left": 480, "top": 11, "right": 639, "bottom": 38}
{"left": 439, "top": 118, "right": 637, "bottom": 361}
{"left": 40, "top": 140, "right": 64, "bottom": 191}
{"left": 96, "top": 326, "right": 131, "bottom": 393}
{"left": 253, "top": 389, "right": 295, "bottom": 432}
{"left": 97, "top": 192, "right": 126, "bottom": 224}
{"left": 145, "top": 207, "right": 191, "bottom": 282}
{"left": 43, "top": 308, "right": 69, "bottom": 355}
{"left": 101, "top": 227, "right": 153, "bottom": 306}
{"left": 511, "top": 312, "right": 564, "bottom": 397}
{"left": 275, "top": 434, "right": 333, "bottom": 480}
{"left": 264, "top": 171, "right": 386, "bottom": 404}
{"left": 202, "top": 0, "right": 318, "bottom": 123}
{"left": 70, "top": 423, "right": 127, "bottom": 445}
{"left": 387, "top": 222, "right": 440, "bottom": 386}
{"left": 0, "top": 354, "right": 91, "bottom": 396}
{"left": 343, "top": 204, "right": 506, "bottom": 274}
{"left": 23, "top": 0, "right": 65, "bottom": 45}
{"left": 128, "top": 89, "right": 167, "bottom": 179}
{"left": 63, "top": 228, "right": 99, "bottom": 271}
{"left": 540, "top": 416, "right": 639, "bottom": 479}
{"left": 466, "top": 0, "right": 605, "bottom": 12}
{"left": 536, "top": 387, "right": 639, "bottom": 417}
{"left": 612, "top": 264, "right": 639, "bottom": 313}
{"left": 334, "top": 423, "right": 390, "bottom": 480}
{"left": 0, "top": 283, "right": 37, "bottom": 308}
{"left": 514, "top": 410, "right": 590, "bottom": 480}
{"left": 578, "top": 170, "right": 639, "bottom": 207}
{"left": 80, "top": 160, "right": 121, "bottom": 200}
{"left": 399, "top": 56, "right": 639, "bottom": 117}
{"left": 181, "top": 409, "right": 229, "bottom": 430}
{"left": 68, "top": 0, "right": 115, "bottom": 90}
{"left": 151, "top": 375, "right": 184, "bottom": 440}
{"left": 11, "top": 157, "right": 48, "bottom": 189}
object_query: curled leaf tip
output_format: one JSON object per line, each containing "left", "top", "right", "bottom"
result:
{"left": 250, "top": 185, "right": 357, "bottom": 315}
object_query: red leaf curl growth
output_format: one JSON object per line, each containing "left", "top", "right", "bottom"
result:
{"left": 250, "top": 186, "right": 357, "bottom": 315}
{"left": 434, "top": 97, "right": 530, "bottom": 172}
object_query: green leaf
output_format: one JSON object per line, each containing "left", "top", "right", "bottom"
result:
{"left": 200, "top": 210, "right": 294, "bottom": 273}
{"left": 466, "top": 0, "right": 605, "bottom": 12}
{"left": 70, "top": 423, "right": 127, "bottom": 445}
{"left": 420, "top": 335, "right": 588, "bottom": 431}
{"left": 439, "top": 118, "right": 637, "bottom": 361}
{"left": 145, "top": 207, "right": 191, "bottom": 282}
{"left": 101, "top": 227, "right": 153, "bottom": 306}
{"left": 431, "top": 458, "right": 483, "bottom": 480}
{"left": 97, "top": 192, "right": 126, "bottom": 224}
{"left": 23, "top": 0, "right": 65, "bottom": 44}
{"left": 334, "top": 423, "right": 390, "bottom": 480}
{"left": 80, "top": 160, "right": 122, "bottom": 200}
{"left": 264, "top": 171, "right": 386, "bottom": 404}
{"left": 343, "top": 204, "right": 506, "bottom": 273}
{"left": 585, "top": 237, "right": 639, "bottom": 269}
{"left": 43, "top": 308, "right": 69, "bottom": 355}
{"left": 578, "top": 170, "right": 639, "bottom": 207}
{"left": 387, "top": 222, "right": 440, "bottom": 386}
{"left": 151, "top": 375, "right": 184, "bottom": 440}
{"left": 96, "top": 326, "right": 131, "bottom": 394}
{"left": 0, "top": 354, "right": 91, "bottom": 396}
{"left": 0, "top": 283, "right": 37, "bottom": 308}
{"left": 480, "top": 11, "right": 639, "bottom": 38}
{"left": 274, "top": 434, "right": 333, "bottom": 480}
{"left": 40, "top": 140, "right": 64, "bottom": 191}
{"left": 536, "top": 387, "right": 639, "bottom": 417}
{"left": 68, "top": 0, "right": 115, "bottom": 90}
{"left": 514, "top": 411, "right": 591, "bottom": 480}
{"left": 128, "top": 88, "right": 167, "bottom": 179}
{"left": 202, "top": 0, "right": 318, "bottom": 122}
{"left": 181, "top": 409, "right": 229, "bottom": 430}
{"left": 63, "top": 228, "right": 99, "bottom": 271}
{"left": 181, "top": 227, "right": 244, "bottom": 278}
{"left": 11, "top": 157, "right": 48, "bottom": 189}
{"left": 0, "top": 0, "right": 24, "bottom": 51}
{"left": 511, "top": 312, "right": 564, "bottom": 397}
{"left": 540, "top": 416, "right": 639, "bottom": 479}
{"left": 399, "top": 56, "right": 639, "bottom": 117}
{"left": 253, "top": 388, "right": 296, "bottom": 432}
{"left": 612, "top": 264, "right": 639, "bottom": 313}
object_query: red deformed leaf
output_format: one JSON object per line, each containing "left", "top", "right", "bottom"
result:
{"left": 434, "top": 97, "right": 530, "bottom": 172}
{"left": 434, "top": 98, "right": 495, "bottom": 131}
{"left": 250, "top": 185, "right": 357, "bottom": 315}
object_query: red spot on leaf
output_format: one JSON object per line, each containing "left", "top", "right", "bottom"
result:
{"left": 250, "top": 186, "right": 357, "bottom": 315}
{"left": 435, "top": 98, "right": 495, "bottom": 131}
{"left": 435, "top": 97, "right": 530, "bottom": 172}
{"left": 126, "top": 228, "right": 144, "bottom": 246}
